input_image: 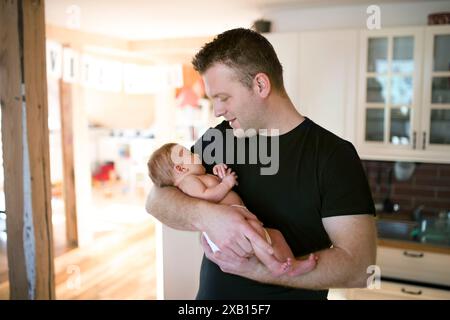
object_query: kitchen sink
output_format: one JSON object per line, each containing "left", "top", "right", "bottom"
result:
{"left": 377, "top": 218, "right": 450, "bottom": 246}
{"left": 376, "top": 219, "right": 419, "bottom": 241}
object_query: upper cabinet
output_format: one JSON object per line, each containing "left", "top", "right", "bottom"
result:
{"left": 266, "top": 26, "right": 450, "bottom": 163}
{"left": 266, "top": 30, "right": 359, "bottom": 143}
{"left": 357, "top": 26, "right": 450, "bottom": 163}
{"left": 421, "top": 26, "right": 450, "bottom": 156}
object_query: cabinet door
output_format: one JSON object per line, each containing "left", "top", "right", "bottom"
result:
{"left": 421, "top": 25, "right": 450, "bottom": 159}
{"left": 357, "top": 28, "right": 424, "bottom": 161}
{"left": 264, "top": 33, "right": 300, "bottom": 111}
{"left": 377, "top": 246, "right": 450, "bottom": 287}
{"left": 348, "top": 280, "right": 450, "bottom": 300}
{"left": 298, "top": 30, "right": 358, "bottom": 143}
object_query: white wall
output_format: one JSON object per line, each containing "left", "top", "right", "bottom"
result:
{"left": 264, "top": 1, "right": 450, "bottom": 32}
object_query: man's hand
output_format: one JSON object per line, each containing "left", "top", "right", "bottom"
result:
{"left": 201, "top": 233, "right": 262, "bottom": 277}
{"left": 202, "top": 214, "right": 377, "bottom": 290}
{"left": 201, "top": 205, "right": 273, "bottom": 259}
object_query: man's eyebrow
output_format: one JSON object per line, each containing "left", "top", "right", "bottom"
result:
{"left": 210, "top": 92, "right": 228, "bottom": 98}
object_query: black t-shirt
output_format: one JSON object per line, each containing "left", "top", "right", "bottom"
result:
{"left": 191, "top": 117, "right": 375, "bottom": 300}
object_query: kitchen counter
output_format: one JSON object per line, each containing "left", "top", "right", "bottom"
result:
{"left": 378, "top": 238, "right": 450, "bottom": 255}
{"left": 376, "top": 212, "right": 450, "bottom": 255}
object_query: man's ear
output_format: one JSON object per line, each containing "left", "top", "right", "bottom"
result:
{"left": 174, "top": 165, "right": 187, "bottom": 173}
{"left": 253, "top": 73, "right": 271, "bottom": 98}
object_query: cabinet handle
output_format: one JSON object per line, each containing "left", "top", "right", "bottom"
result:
{"left": 403, "top": 251, "right": 424, "bottom": 258}
{"left": 422, "top": 132, "right": 427, "bottom": 150}
{"left": 401, "top": 288, "right": 422, "bottom": 296}
{"left": 412, "top": 131, "right": 417, "bottom": 149}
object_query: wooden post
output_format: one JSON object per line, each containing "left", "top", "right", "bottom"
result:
{"left": 0, "top": 0, "right": 55, "bottom": 299}
{"left": 59, "top": 76, "right": 78, "bottom": 248}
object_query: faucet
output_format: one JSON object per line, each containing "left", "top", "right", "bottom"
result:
{"left": 413, "top": 205, "right": 424, "bottom": 222}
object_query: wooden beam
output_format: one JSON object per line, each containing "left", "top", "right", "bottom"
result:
{"left": 0, "top": 0, "right": 55, "bottom": 299}
{"left": 59, "top": 76, "right": 78, "bottom": 248}
{"left": 0, "top": 0, "right": 28, "bottom": 299}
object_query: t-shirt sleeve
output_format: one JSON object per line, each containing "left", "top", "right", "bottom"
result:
{"left": 319, "top": 141, "right": 375, "bottom": 218}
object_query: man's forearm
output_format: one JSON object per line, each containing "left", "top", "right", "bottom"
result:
{"left": 246, "top": 246, "right": 371, "bottom": 290}
{"left": 146, "top": 186, "right": 209, "bottom": 231}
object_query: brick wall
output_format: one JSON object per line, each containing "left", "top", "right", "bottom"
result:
{"left": 362, "top": 160, "right": 450, "bottom": 218}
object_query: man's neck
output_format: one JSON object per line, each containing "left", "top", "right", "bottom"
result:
{"left": 261, "top": 94, "right": 304, "bottom": 136}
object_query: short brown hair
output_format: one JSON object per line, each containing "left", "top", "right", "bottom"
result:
{"left": 147, "top": 143, "right": 177, "bottom": 187}
{"left": 192, "top": 28, "right": 285, "bottom": 93}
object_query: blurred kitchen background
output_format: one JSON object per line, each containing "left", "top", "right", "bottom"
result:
{"left": 1, "top": 0, "right": 450, "bottom": 300}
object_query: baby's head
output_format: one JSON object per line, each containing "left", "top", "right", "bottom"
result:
{"left": 147, "top": 143, "right": 205, "bottom": 187}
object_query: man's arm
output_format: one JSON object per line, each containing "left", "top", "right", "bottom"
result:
{"left": 203, "top": 214, "right": 377, "bottom": 289}
{"left": 146, "top": 186, "right": 274, "bottom": 257}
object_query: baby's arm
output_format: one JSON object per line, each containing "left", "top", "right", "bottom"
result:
{"left": 178, "top": 174, "right": 236, "bottom": 203}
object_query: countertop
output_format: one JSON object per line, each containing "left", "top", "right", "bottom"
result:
{"left": 376, "top": 212, "right": 450, "bottom": 255}
{"left": 377, "top": 238, "right": 450, "bottom": 255}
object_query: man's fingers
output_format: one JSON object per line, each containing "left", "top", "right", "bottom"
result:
{"left": 215, "top": 250, "right": 247, "bottom": 265}
{"left": 243, "top": 226, "right": 273, "bottom": 255}
{"left": 237, "top": 208, "right": 261, "bottom": 223}
{"left": 225, "top": 242, "right": 247, "bottom": 258}
{"left": 236, "top": 237, "right": 254, "bottom": 256}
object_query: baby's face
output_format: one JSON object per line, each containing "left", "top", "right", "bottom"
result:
{"left": 173, "top": 146, "right": 205, "bottom": 175}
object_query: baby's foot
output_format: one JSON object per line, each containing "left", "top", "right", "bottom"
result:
{"left": 288, "top": 254, "right": 318, "bottom": 277}
{"left": 269, "top": 259, "right": 292, "bottom": 277}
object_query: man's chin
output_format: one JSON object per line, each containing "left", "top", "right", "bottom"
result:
{"left": 232, "top": 128, "right": 257, "bottom": 138}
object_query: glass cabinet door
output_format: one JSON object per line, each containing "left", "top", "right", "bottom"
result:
{"left": 364, "top": 35, "right": 415, "bottom": 147}
{"left": 426, "top": 31, "right": 450, "bottom": 147}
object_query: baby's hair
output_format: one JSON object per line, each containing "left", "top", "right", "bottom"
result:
{"left": 147, "top": 143, "right": 178, "bottom": 187}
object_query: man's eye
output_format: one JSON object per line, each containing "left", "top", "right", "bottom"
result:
{"left": 219, "top": 97, "right": 229, "bottom": 102}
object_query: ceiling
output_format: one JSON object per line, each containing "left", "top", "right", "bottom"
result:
{"left": 45, "top": 0, "right": 439, "bottom": 40}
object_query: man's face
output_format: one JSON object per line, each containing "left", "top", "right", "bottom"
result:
{"left": 178, "top": 146, "right": 205, "bottom": 175}
{"left": 202, "top": 63, "right": 262, "bottom": 134}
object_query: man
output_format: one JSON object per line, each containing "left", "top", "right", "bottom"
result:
{"left": 146, "top": 28, "right": 376, "bottom": 299}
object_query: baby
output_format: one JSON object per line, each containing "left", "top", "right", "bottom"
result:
{"left": 147, "top": 143, "right": 317, "bottom": 277}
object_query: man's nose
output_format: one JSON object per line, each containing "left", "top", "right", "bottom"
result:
{"left": 213, "top": 104, "right": 226, "bottom": 118}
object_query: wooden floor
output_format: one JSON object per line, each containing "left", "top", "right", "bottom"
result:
{"left": 0, "top": 189, "right": 158, "bottom": 300}
{"left": 0, "top": 219, "right": 156, "bottom": 300}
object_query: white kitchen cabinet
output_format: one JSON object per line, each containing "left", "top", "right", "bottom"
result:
{"left": 345, "top": 280, "right": 450, "bottom": 300}
{"left": 357, "top": 26, "right": 450, "bottom": 163}
{"left": 421, "top": 25, "right": 450, "bottom": 158}
{"left": 376, "top": 246, "right": 450, "bottom": 287}
{"left": 266, "top": 30, "right": 359, "bottom": 143}
{"left": 264, "top": 33, "right": 301, "bottom": 113}
{"left": 298, "top": 30, "right": 359, "bottom": 143}
{"left": 329, "top": 244, "right": 450, "bottom": 300}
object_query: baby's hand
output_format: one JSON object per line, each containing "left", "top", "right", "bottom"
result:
{"left": 213, "top": 163, "right": 228, "bottom": 179}
{"left": 222, "top": 168, "right": 238, "bottom": 188}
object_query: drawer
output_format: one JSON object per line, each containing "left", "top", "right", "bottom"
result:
{"left": 377, "top": 246, "right": 450, "bottom": 286}
{"left": 346, "top": 280, "right": 450, "bottom": 300}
